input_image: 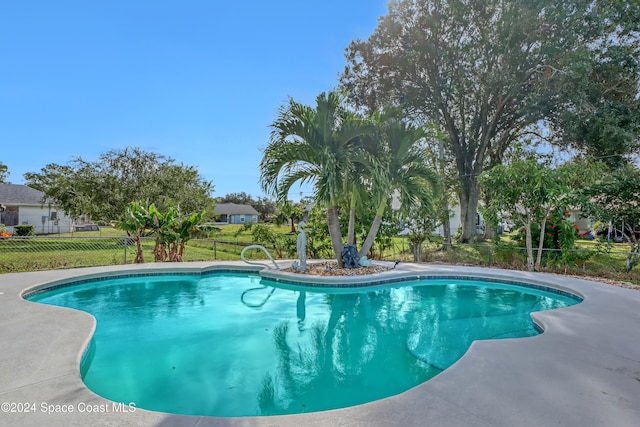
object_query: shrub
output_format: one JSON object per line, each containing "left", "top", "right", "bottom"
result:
{"left": 14, "top": 224, "right": 36, "bottom": 236}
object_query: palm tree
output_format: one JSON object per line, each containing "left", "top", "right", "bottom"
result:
{"left": 260, "top": 91, "right": 373, "bottom": 266}
{"left": 275, "top": 200, "right": 304, "bottom": 233}
{"left": 358, "top": 113, "right": 441, "bottom": 258}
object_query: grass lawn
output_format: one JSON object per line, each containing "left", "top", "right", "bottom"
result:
{"left": 1, "top": 225, "right": 638, "bottom": 284}
{"left": 0, "top": 224, "right": 288, "bottom": 273}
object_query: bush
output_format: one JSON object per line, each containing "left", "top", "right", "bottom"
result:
{"left": 14, "top": 224, "right": 36, "bottom": 236}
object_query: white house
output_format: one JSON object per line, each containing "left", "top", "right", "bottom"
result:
{"left": 213, "top": 203, "right": 259, "bottom": 224}
{"left": 0, "top": 183, "right": 73, "bottom": 234}
{"left": 434, "top": 204, "right": 485, "bottom": 237}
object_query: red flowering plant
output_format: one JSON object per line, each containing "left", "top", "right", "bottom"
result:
{"left": 511, "top": 207, "right": 582, "bottom": 267}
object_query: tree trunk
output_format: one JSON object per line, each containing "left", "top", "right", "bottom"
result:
{"left": 442, "top": 202, "right": 452, "bottom": 249}
{"left": 412, "top": 239, "right": 425, "bottom": 262}
{"left": 347, "top": 191, "right": 357, "bottom": 245}
{"left": 326, "top": 206, "right": 344, "bottom": 267}
{"left": 525, "top": 217, "right": 534, "bottom": 272}
{"left": 535, "top": 217, "right": 547, "bottom": 271}
{"left": 358, "top": 200, "right": 386, "bottom": 258}
{"left": 459, "top": 178, "right": 481, "bottom": 243}
{"left": 438, "top": 138, "right": 452, "bottom": 249}
{"left": 178, "top": 241, "right": 186, "bottom": 262}
{"left": 134, "top": 236, "right": 144, "bottom": 263}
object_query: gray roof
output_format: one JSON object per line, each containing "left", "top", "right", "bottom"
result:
{"left": 0, "top": 183, "right": 49, "bottom": 205}
{"left": 214, "top": 203, "right": 259, "bottom": 215}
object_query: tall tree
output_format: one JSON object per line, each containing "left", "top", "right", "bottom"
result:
{"left": 260, "top": 91, "right": 373, "bottom": 266}
{"left": 341, "top": 0, "right": 640, "bottom": 242}
{"left": 547, "top": 44, "right": 640, "bottom": 168}
{"left": 24, "top": 147, "right": 214, "bottom": 221}
{"left": 216, "top": 192, "right": 256, "bottom": 205}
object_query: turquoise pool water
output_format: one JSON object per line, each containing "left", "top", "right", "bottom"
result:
{"left": 27, "top": 273, "right": 579, "bottom": 417}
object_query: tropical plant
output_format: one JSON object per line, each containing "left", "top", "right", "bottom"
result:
{"left": 155, "top": 208, "right": 206, "bottom": 262}
{"left": 259, "top": 91, "right": 373, "bottom": 266}
{"left": 114, "top": 202, "right": 206, "bottom": 263}
{"left": 148, "top": 204, "right": 173, "bottom": 262}
{"left": 113, "top": 202, "right": 152, "bottom": 263}
{"left": 479, "top": 160, "right": 569, "bottom": 272}
{"left": 304, "top": 204, "right": 334, "bottom": 259}
{"left": 401, "top": 204, "right": 439, "bottom": 262}
{"left": 168, "top": 210, "right": 206, "bottom": 262}
{"left": 358, "top": 112, "right": 441, "bottom": 258}
{"left": 275, "top": 201, "right": 304, "bottom": 233}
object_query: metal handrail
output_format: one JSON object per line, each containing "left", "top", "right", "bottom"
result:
{"left": 240, "top": 244, "right": 280, "bottom": 270}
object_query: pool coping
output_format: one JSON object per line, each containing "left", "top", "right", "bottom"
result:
{"left": 1, "top": 261, "right": 639, "bottom": 426}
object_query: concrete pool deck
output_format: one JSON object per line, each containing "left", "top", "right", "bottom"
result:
{"left": 1, "top": 261, "right": 639, "bottom": 426}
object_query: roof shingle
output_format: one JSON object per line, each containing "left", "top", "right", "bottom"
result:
{"left": 213, "top": 203, "right": 259, "bottom": 215}
{"left": 0, "top": 183, "right": 48, "bottom": 205}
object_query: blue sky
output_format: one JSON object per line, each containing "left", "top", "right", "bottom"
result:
{"left": 0, "top": 0, "right": 387, "bottom": 200}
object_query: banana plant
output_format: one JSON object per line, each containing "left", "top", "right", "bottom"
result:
{"left": 113, "top": 202, "right": 152, "bottom": 263}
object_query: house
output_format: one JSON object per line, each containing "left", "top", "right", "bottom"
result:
{"left": 432, "top": 205, "right": 594, "bottom": 238}
{"left": 213, "top": 203, "right": 259, "bottom": 224}
{"left": 434, "top": 204, "right": 485, "bottom": 237}
{"left": 0, "top": 183, "right": 73, "bottom": 234}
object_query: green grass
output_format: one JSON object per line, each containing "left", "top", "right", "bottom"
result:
{"left": 0, "top": 224, "right": 282, "bottom": 273}
{"left": 0, "top": 225, "right": 638, "bottom": 284}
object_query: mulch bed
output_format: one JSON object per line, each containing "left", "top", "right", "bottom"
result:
{"left": 282, "top": 261, "right": 391, "bottom": 276}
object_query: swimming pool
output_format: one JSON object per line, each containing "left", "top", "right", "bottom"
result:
{"left": 26, "top": 272, "right": 580, "bottom": 417}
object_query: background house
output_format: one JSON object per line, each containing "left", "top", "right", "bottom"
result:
{"left": 213, "top": 203, "right": 259, "bottom": 224}
{"left": 0, "top": 183, "right": 73, "bottom": 234}
{"left": 434, "top": 205, "right": 484, "bottom": 237}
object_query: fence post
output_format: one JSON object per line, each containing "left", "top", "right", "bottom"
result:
{"left": 123, "top": 238, "right": 127, "bottom": 264}
{"left": 214, "top": 240, "right": 217, "bottom": 260}
{"left": 487, "top": 244, "right": 491, "bottom": 265}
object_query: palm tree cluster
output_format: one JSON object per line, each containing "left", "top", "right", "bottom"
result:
{"left": 260, "top": 91, "right": 440, "bottom": 267}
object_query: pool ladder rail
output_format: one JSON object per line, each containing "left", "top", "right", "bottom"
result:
{"left": 240, "top": 245, "right": 280, "bottom": 270}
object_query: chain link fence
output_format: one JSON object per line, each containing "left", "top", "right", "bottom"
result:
{"left": 378, "top": 238, "right": 639, "bottom": 275}
{"left": 0, "top": 236, "right": 276, "bottom": 273}
{"left": 1, "top": 234, "right": 637, "bottom": 278}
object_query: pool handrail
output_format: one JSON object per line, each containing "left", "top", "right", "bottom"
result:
{"left": 240, "top": 245, "right": 280, "bottom": 270}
